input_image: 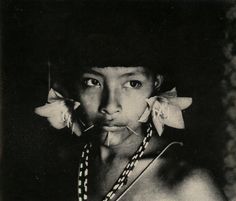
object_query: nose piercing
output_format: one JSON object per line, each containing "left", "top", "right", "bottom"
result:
{"left": 126, "top": 126, "right": 140, "bottom": 136}
{"left": 101, "top": 109, "right": 107, "bottom": 114}
{"left": 77, "top": 118, "right": 95, "bottom": 133}
{"left": 78, "top": 118, "right": 86, "bottom": 127}
{"left": 83, "top": 124, "right": 95, "bottom": 132}
{"left": 105, "top": 132, "right": 110, "bottom": 147}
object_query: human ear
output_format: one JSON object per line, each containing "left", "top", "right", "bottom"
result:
{"left": 154, "top": 74, "right": 164, "bottom": 90}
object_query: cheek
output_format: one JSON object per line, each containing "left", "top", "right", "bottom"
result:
{"left": 123, "top": 97, "right": 147, "bottom": 117}
{"left": 79, "top": 91, "right": 101, "bottom": 119}
{"left": 122, "top": 90, "right": 151, "bottom": 120}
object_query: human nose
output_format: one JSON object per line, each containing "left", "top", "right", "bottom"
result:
{"left": 99, "top": 85, "right": 121, "bottom": 116}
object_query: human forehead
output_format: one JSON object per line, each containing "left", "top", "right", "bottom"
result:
{"left": 82, "top": 66, "right": 153, "bottom": 78}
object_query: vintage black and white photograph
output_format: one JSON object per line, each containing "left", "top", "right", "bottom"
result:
{"left": 1, "top": 0, "right": 236, "bottom": 201}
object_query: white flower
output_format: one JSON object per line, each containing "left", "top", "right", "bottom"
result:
{"left": 35, "top": 88, "right": 81, "bottom": 136}
{"left": 139, "top": 88, "right": 192, "bottom": 136}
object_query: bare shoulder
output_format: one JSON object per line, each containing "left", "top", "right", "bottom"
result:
{"left": 175, "top": 168, "right": 227, "bottom": 201}
{"left": 148, "top": 142, "right": 227, "bottom": 201}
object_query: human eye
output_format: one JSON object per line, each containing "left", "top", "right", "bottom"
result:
{"left": 82, "top": 78, "right": 101, "bottom": 88}
{"left": 124, "top": 80, "right": 143, "bottom": 89}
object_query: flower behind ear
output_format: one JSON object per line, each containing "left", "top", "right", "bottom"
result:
{"left": 35, "top": 88, "right": 81, "bottom": 136}
{"left": 139, "top": 88, "right": 192, "bottom": 136}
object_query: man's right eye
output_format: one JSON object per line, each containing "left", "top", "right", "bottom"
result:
{"left": 83, "top": 78, "right": 101, "bottom": 88}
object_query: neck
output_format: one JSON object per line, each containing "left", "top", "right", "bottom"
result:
{"left": 92, "top": 128, "right": 163, "bottom": 164}
{"left": 87, "top": 124, "right": 167, "bottom": 165}
{"left": 99, "top": 129, "right": 144, "bottom": 163}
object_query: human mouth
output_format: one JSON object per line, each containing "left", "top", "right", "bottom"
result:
{"left": 101, "top": 123, "right": 126, "bottom": 132}
{"left": 102, "top": 126, "right": 125, "bottom": 132}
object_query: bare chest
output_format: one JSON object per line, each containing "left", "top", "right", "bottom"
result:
{"left": 87, "top": 158, "right": 178, "bottom": 201}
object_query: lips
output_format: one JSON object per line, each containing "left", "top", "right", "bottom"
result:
{"left": 102, "top": 125, "right": 125, "bottom": 132}
{"left": 101, "top": 122, "right": 126, "bottom": 132}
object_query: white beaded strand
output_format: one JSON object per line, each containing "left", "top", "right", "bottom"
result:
{"left": 77, "top": 124, "right": 153, "bottom": 201}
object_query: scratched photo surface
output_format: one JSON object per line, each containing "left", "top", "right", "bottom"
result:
{"left": 2, "top": 1, "right": 236, "bottom": 201}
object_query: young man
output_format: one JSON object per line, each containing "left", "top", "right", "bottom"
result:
{"left": 36, "top": 65, "right": 227, "bottom": 201}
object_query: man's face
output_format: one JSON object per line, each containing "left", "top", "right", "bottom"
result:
{"left": 77, "top": 67, "right": 155, "bottom": 146}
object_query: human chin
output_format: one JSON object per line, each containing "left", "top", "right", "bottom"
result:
{"left": 99, "top": 126, "right": 131, "bottom": 146}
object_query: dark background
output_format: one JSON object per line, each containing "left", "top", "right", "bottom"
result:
{"left": 1, "top": 1, "right": 230, "bottom": 200}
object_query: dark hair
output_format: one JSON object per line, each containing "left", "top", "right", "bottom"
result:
{"left": 49, "top": 5, "right": 179, "bottom": 97}
{"left": 50, "top": 32, "right": 176, "bottom": 97}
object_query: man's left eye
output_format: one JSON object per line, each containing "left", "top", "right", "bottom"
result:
{"left": 124, "top": 80, "right": 143, "bottom": 89}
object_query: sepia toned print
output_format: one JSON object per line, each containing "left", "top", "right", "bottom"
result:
{"left": 2, "top": 1, "right": 235, "bottom": 201}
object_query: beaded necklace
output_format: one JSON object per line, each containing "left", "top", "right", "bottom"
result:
{"left": 77, "top": 124, "right": 153, "bottom": 201}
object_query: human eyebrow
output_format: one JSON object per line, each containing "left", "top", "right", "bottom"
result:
{"left": 119, "top": 72, "right": 136, "bottom": 78}
{"left": 81, "top": 69, "right": 104, "bottom": 78}
{"left": 119, "top": 72, "right": 148, "bottom": 79}
{"left": 118, "top": 67, "right": 150, "bottom": 78}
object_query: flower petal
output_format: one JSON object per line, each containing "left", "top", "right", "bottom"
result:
{"left": 152, "top": 114, "right": 164, "bottom": 136}
{"left": 160, "top": 87, "right": 177, "bottom": 98}
{"left": 72, "top": 121, "right": 82, "bottom": 136}
{"left": 47, "top": 116, "right": 66, "bottom": 129}
{"left": 168, "top": 97, "right": 192, "bottom": 110}
{"left": 73, "top": 101, "right": 80, "bottom": 110}
{"left": 138, "top": 107, "right": 151, "bottom": 122}
{"left": 138, "top": 88, "right": 192, "bottom": 136}
{"left": 48, "top": 88, "right": 64, "bottom": 103}
{"left": 35, "top": 88, "right": 82, "bottom": 134}
{"left": 163, "top": 104, "right": 185, "bottom": 129}
{"left": 145, "top": 96, "right": 156, "bottom": 107}
{"left": 138, "top": 96, "right": 156, "bottom": 122}
{"left": 35, "top": 101, "right": 67, "bottom": 118}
